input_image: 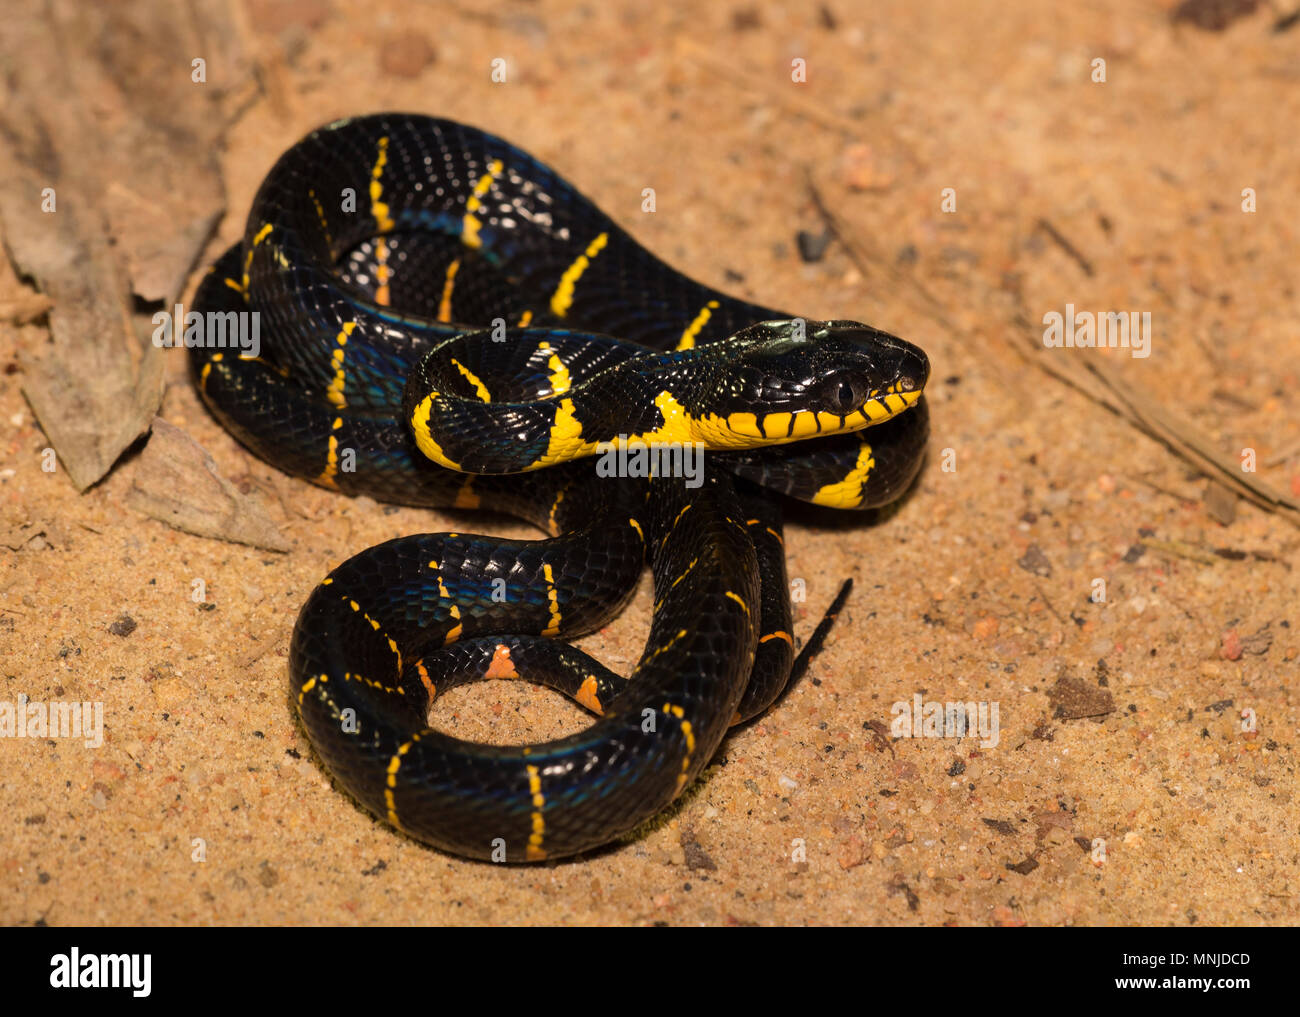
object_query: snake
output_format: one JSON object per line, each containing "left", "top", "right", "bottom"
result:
{"left": 189, "top": 113, "right": 930, "bottom": 862}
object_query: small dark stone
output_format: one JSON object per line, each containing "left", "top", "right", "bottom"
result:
{"left": 1047, "top": 674, "right": 1115, "bottom": 720}
{"left": 1017, "top": 544, "right": 1052, "bottom": 578}
{"left": 680, "top": 831, "right": 717, "bottom": 873}
{"left": 796, "top": 229, "right": 833, "bottom": 263}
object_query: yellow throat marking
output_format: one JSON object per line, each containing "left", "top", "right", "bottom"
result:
{"left": 687, "top": 387, "right": 923, "bottom": 448}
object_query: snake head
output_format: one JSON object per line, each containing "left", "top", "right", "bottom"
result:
{"left": 690, "top": 319, "right": 929, "bottom": 446}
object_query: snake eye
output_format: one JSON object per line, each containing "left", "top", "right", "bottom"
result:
{"left": 818, "top": 375, "right": 860, "bottom": 414}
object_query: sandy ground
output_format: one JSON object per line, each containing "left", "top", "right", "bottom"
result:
{"left": 1, "top": 0, "right": 1297, "bottom": 925}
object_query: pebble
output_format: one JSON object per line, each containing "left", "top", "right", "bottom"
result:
{"left": 108, "top": 614, "right": 137, "bottom": 637}
{"left": 796, "top": 229, "right": 832, "bottom": 263}
{"left": 378, "top": 31, "right": 436, "bottom": 78}
{"left": 839, "top": 143, "right": 894, "bottom": 191}
{"left": 972, "top": 616, "right": 999, "bottom": 639}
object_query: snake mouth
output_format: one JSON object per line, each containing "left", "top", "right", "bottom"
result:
{"left": 696, "top": 334, "right": 929, "bottom": 449}
{"left": 855, "top": 335, "right": 928, "bottom": 426}
{"left": 698, "top": 385, "right": 924, "bottom": 447}
{"left": 859, "top": 378, "right": 925, "bottom": 423}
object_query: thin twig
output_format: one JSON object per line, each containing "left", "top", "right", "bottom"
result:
{"left": 1035, "top": 218, "right": 1094, "bottom": 277}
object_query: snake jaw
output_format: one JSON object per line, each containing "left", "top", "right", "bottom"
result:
{"left": 857, "top": 384, "right": 924, "bottom": 425}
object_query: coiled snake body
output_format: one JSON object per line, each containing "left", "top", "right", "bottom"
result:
{"left": 191, "top": 114, "right": 929, "bottom": 861}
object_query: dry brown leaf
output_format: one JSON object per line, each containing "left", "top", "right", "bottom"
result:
{"left": 0, "top": 1, "right": 247, "bottom": 491}
{"left": 124, "top": 418, "right": 289, "bottom": 553}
